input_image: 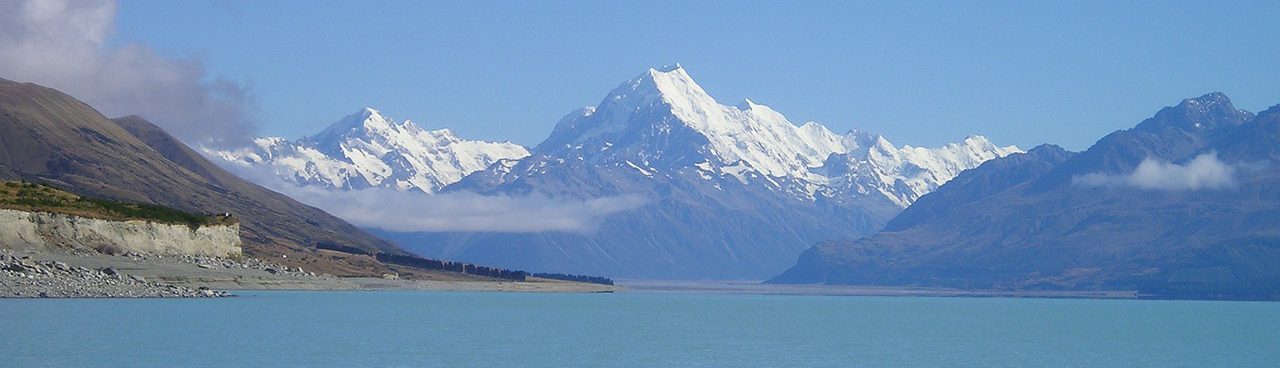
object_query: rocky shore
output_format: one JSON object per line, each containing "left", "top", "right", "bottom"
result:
{"left": 1, "top": 247, "right": 620, "bottom": 297}
{"left": 120, "top": 252, "right": 323, "bottom": 278}
{"left": 0, "top": 248, "right": 340, "bottom": 298}
{"left": 1, "top": 250, "right": 226, "bottom": 298}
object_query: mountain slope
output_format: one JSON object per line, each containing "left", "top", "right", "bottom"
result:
{"left": 211, "top": 108, "right": 529, "bottom": 193}
{"left": 772, "top": 93, "right": 1280, "bottom": 300}
{"left": 398, "top": 66, "right": 1018, "bottom": 280}
{"left": 0, "top": 78, "right": 406, "bottom": 275}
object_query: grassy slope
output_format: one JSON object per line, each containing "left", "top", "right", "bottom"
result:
{"left": 0, "top": 181, "right": 233, "bottom": 226}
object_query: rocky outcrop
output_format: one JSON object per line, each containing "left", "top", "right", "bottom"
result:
{"left": 0, "top": 209, "right": 241, "bottom": 257}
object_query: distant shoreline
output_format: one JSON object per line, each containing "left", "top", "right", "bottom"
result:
{"left": 7, "top": 246, "right": 1178, "bottom": 299}
{"left": 619, "top": 279, "right": 1139, "bottom": 299}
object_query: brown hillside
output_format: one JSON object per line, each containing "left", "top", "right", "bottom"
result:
{"left": 0, "top": 78, "right": 405, "bottom": 276}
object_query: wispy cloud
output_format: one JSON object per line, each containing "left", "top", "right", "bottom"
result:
{"left": 1073, "top": 153, "right": 1237, "bottom": 191}
{"left": 282, "top": 186, "right": 648, "bottom": 233}
{"left": 0, "top": 0, "right": 257, "bottom": 148}
{"left": 220, "top": 161, "right": 648, "bottom": 233}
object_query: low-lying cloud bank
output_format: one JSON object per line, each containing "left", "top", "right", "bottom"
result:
{"left": 282, "top": 186, "right": 649, "bottom": 233}
{"left": 0, "top": 0, "right": 257, "bottom": 147}
{"left": 219, "top": 159, "right": 649, "bottom": 233}
{"left": 1073, "top": 153, "right": 1237, "bottom": 191}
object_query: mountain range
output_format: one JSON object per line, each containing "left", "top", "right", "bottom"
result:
{"left": 0, "top": 78, "right": 413, "bottom": 276}
{"left": 7, "top": 65, "right": 1268, "bottom": 297}
{"left": 772, "top": 93, "right": 1280, "bottom": 300}
{"left": 211, "top": 108, "right": 529, "bottom": 194}
{"left": 223, "top": 65, "right": 1020, "bottom": 279}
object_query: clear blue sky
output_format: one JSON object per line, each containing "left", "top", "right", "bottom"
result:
{"left": 112, "top": 0, "right": 1280, "bottom": 150}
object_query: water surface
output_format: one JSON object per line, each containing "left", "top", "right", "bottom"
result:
{"left": 3, "top": 291, "right": 1277, "bottom": 367}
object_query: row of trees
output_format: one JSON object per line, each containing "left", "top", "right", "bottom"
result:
{"left": 315, "top": 241, "right": 613, "bottom": 285}
{"left": 374, "top": 253, "right": 528, "bottom": 282}
{"left": 531, "top": 272, "right": 615, "bottom": 286}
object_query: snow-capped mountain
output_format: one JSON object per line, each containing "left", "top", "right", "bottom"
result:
{"left": 395, "top": 65, "right": 1021, "bottom": 279}
{"left": 461, "top": 64, "right": 1019, "bottom": 207}
{"left": 537, "top": 65, "right": 847, "bottom": 179}
{"left": 817, "top": 134, "right": 1022, "bottom": 207}
{"left": 210, "top": 108, "right": 529, "bottom": 193}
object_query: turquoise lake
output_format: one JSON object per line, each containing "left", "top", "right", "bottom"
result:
{"left": 3, "top": 291, "right": 1278, "bottom": 367}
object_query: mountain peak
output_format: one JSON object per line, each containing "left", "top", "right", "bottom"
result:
{"left": 598, "top": 64, "right": 712, "bottom": 107}
{"left": 1137, "top": 92, "right": 1254, "bottom": 133}
{"left": 308, "top": 107, "right": 395, "bottom": 144}
{"left": 346, "top": 107, "right": 387, "bottom": 126}
{"left": 1024, "top": 143, "right": 1071, "bottom": 158}
{"left": 641, "top": 64, "right": 714, "bottom": 107}
{"left": 962, "top": 135, "right": 993, "bottom": 145}
{"left": 543, "top": 65, "right": 720, "bottom": 148}
{"left": 432, "top": 127, "right": 458, "bottom": 139}
{"left": 653, "top": 63, "right": 683, "bottom": 73}
{"left": 1180, "top": 92, "right": 1231, "bottom": 107}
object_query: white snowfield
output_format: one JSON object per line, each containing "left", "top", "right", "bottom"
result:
{"left": 212, "top": 64, "right": 1019, "bottom": 209}
{"left": 210, "top": 108, "right": 529, "bottom": 194}
{"left": 535, "top": 64, "right": 1022, "bottom": 207}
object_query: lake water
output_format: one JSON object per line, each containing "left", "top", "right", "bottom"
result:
{"left": 3, "top": 291, "right": 1278, "bottom": 367}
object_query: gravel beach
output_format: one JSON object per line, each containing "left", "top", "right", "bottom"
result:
{"left": 0, "top": 247, "right": 618, "bottom": 298}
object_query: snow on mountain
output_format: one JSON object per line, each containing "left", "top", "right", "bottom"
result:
{"left": 209, "top": 108, "right": 529, "bottom": 193}
{"left": 499, "top": 64, "right": 1020, "bottom": 207}
{"left": 378, "top": 65, "right": 1024, "bottom": 280}
{"left": 818, "top": 135, "right": 1024, "bottom": 207}
{"left": 542, "top": 64, "right": 846, "bottom": 178}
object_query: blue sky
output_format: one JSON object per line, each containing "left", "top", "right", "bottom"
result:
{"left": 111, "top": 0, "right": 1280, "bottom": 150}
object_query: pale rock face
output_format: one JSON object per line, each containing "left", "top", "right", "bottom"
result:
{"left": 209, "top": 108, "right": 530, "bottom": 194}
{"left": 0, "top": 209, "right": 241, "bottom": 257}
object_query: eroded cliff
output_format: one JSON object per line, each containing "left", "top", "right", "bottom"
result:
{"left": 0, "top": 209, "right": 240, "bottom": 257}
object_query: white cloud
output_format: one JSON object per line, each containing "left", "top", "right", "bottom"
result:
{"left": 217, "top": 160, "right": 648, "bottom": 233}
{"left": 1073, "top": 153, "right": 1237, "bottom": 191}
{"left": 280, "top": 186, "right": 649, "bottom": 233}
{"left": 0, "top": 0, "right": 257, "bottom": 147}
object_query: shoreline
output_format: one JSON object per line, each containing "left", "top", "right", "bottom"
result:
{"left": 6, "top": 248, "right": 1150, "bottom": 300}
{"left": 1, "top": 248, "right": 617, "bottom": 298}
{"left": 619, "top": 279, "right": 1139, "bottom": 299}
